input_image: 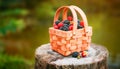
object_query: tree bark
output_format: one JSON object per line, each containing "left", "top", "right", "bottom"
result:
{"left": 35, "top": 43, "right": 109, "bottom": 69}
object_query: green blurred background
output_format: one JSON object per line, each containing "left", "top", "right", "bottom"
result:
{"left": 0, "top": 0, "right": 120, "bottom": 69}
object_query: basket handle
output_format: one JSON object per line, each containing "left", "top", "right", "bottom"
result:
{"left": 53, "top": 6, "right": 78, "bottom": 34}
{"left": 53, "top": 6, "right": 77, "bottom": 22}
{"left": 63, "top": 5, "right": 88, "bottom": 32}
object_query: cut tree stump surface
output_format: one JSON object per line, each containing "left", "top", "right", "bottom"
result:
{"left": 35, "top": 43, "right": 109, "bottom": 69}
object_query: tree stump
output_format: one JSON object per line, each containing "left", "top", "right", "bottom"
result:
{"left": 35, "top": 43, "right": 109, "bottom": 69}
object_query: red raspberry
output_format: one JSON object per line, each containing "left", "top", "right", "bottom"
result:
{"left": 67, "top": 16, "right": 73, "bottom": 21}
{"left": 58, "top": 22, "right": 64, "bottom": 27}
{"left": 81, "top": 51, "right": 87, "bottom": 57}
{"left": 69, "top": 25, "right": 73, "bottom": 30}
{"left": 54, "top": 24, "right": 59, "bottom": 29}
{"left": 80, "top": 21, "right": 84, "bottom": 27}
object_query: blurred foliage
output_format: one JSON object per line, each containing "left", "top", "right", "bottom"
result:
{"left": 35, "top": 2, "right": 55, "bottom": 21}
{"left": 0, "top": 9, "right": 28, "bottom": 16}
{"left": 0, "top": 0, "right": 30, "bottom": 36}
{"left": 0, "top": 18, "right": 26, "bottom": 36}
{"left": 0, "top": 40, "right": 5, "bottom": 53}
{"left": 0, "top": 53, "right": 33, "bottom": 69}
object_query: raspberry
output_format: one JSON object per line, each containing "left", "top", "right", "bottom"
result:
{"left": 58, "top": 22, "right": 64, "bottom": 27}
{"left": 55, "top": 20, "right": 60, "bottom": 25}
{"left": 54, "top": 25, "right": 59, "bottom": 29}
{"left": 81, "top": 51, "right": 87, "bottom": 57}
{"left": 80, "top": 21, "right": 84, "bottom": 27}
{"left": 69, "top": 24, "right": 73, "bottom": 30}
{"left": 67, "top": 16, "right": 73, "bottom": 21}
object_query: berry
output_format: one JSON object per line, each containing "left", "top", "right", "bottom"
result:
{"left": 78, "top": 20, "right": 80, "bottom": 24}
{"left": 55, "top": 20, "right": 60, "bottom": 25}
{"left": 59, "top": 25, "right": 69, "bottom": 31}
{"left": 63, "top": 20, "right": 70, "bottom": 25}
{"left": 72, "top": 52, "right": 79, "bottom": 58}
{"left": 58, "top": 22, "right": 64, "bottom": 27}
{"left": 80, "top": 21, "right": 84, "bottom": 27}
{"left": 60, "top": 27, "right": 68, "bottom": 31}
{"left": 54, "top": 25, "right": 59, "bottom": 29}
{"left": 81, "top": 51, "right": 87, "bottom": 57}
{"left": 59, "top": 27, "right": 63, "bottom": 30}
{"left": 64, "top": 24, "right": 69, "bottom": 27}
{"left": 59, "top": 23, "right": 69, "bottom": 31}
{"left": 67, "top": 16, "right": 73, "bottom": 21}
{"left": 69, "top": 24, "right": 73, "bottom": 30}
{"left": 77, "top": 25, "right": 83, "bottom": 29}
{"left": 77, "top": 20, "right": 80, "bottom": 26}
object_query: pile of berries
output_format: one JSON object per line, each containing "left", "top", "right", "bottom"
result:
{"left": 72, "top": 51, "right": 88, "bottom": 59}
{"left": 54, "top": 16, "right": 84, "bottom": 31}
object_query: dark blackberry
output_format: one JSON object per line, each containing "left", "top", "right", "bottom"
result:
{"left": 72, "top": 52, "right": 79, "bottom": 58}
{"left": 78, "top": 20, "right": 80, "bottom": 24}
{"left": 59, "top": 25, "right": 69, "bottom": 31}
{"left": 55, "top": 20, "right": 60, "bottom": 25}
{"left": 77, "top": 25, "right": 83, "bottom": 29}
{"left": 64, "top": 24, "right": 70, "bottom": 27}
{"left": 63, "top": 20, "right": 70, "bottom": 25}
{"left": 59, "top": 27, "right": 63, "bottom": 30}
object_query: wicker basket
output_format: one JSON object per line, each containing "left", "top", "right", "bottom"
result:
{"left": 49, "top": 5, "right": 92, "bottom": 56}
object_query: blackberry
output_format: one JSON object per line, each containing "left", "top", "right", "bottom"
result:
{"left": 59, "top": 25, "right": 69, "bottom": 31}
{"left": 77, "top": 25, "right": 83, "bottom": 29}
{"left": 64, "top": 27, "right": 69, "bottom": 31}
{"left": 63, "top": 20, "right": 70, "bottom": 25}
{"left": 77, "top": 20, "right": 80, "bottom": 24}
{"left": 72, "top": 52, "right": 79, "bottom": 58}
{"left": 64, "top": 24, "right": 70, "bottom": 27}
{"left": 55, "top": 20, "right": 60, "bottom": 25}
